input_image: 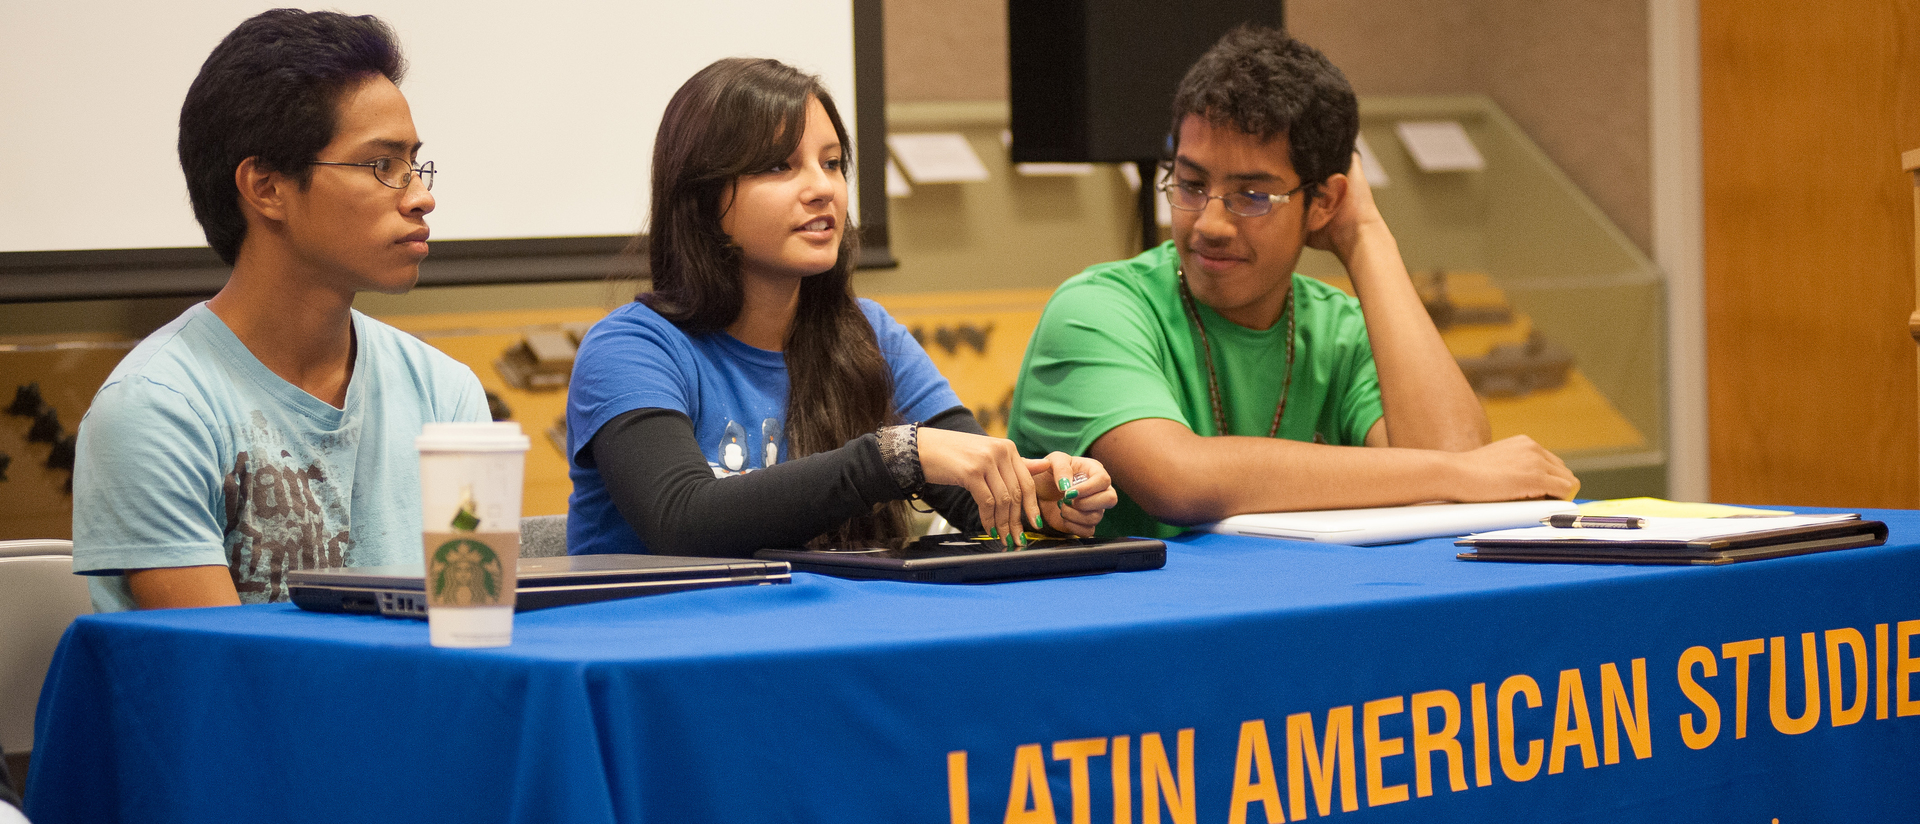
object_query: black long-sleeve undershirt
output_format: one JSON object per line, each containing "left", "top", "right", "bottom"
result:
{"left": 585, "top": 405, "right": 987, "bottom": 557}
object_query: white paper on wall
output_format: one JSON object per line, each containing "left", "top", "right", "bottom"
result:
{"left": 886, "top": 133, "right": 990, "bottom": 183}
{"left": 1014, "top": 162, "right": 1094, "bottom": 176}
{"left": 885, "top": 159, "right": 912, "bottom": 197}
{"left": 1395, "top": 121, "right": 1486, "bottom": 172}
{"left": 1356, "top": 133, "right": 1391, "bottom": 187}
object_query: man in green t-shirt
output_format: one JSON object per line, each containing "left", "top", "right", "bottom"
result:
{"left": 1008, "top": 26, "right": 1579, "bottom": 538}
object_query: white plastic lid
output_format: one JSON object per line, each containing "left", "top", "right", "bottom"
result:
{"left": 416, "top": 421, "right": 530, "bottom": 453}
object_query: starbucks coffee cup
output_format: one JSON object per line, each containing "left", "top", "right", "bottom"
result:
{"left": 416, "top": 422, "right": 530, "bottom": 648}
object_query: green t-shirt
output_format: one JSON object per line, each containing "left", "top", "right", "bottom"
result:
{"left": 1008, "top": 242, "right": 1384, "bottom": 538}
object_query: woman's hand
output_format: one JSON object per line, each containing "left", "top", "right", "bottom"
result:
{"left": 1025, "top": 452, "right": 1118, "bottom": 538}
{"left": 916, "top": 427, "right": 1042, "bottom": 547}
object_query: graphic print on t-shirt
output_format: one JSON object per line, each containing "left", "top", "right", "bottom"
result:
{"left": 220, "top": 413, "right": 355, "bottom": 602}
{"left": 710, "top": 417, "right": 787, "bottom": 477}
{"left": 761, "top": 417, "right": 780, "bottom": 468}
{"left": 717, "top": 419, "right": 749, "bottom": 475}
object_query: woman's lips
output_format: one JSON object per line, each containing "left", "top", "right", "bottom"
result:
{"left": 796, "top": 216, "right": 836, "bottom": 241}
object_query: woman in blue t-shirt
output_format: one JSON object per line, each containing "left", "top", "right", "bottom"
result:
{"left": 566, "top": 58, "right": 1116, "bottom": 557}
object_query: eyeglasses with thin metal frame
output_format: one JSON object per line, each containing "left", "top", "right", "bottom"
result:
{"left": 1158, "top": 177, "right": 1308, "bottom": 218}
{"left": 307, "top": 157, "right": 436, "bottom": 191}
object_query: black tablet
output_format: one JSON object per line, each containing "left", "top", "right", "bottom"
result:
{"left": 755, "top": 533, "right": 1165, "bottom": 583}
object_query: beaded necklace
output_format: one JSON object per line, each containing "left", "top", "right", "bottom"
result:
{"left": 1175, "top": 268, "right": 1296, "bottom": 438}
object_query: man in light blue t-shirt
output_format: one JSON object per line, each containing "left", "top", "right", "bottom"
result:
{"left": 72, "top": 10, "right": 485, "bottom": 611}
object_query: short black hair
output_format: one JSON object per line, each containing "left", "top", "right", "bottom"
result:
{"left": 178, "top": 9, "right": 406, "bottom": 264}
{"left": 1169, "top": 25, "right": 1357, "bottom": 198}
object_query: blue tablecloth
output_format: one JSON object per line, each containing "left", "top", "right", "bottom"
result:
{"left": 27, "top": 508, "right": 1920, "bottom": 823}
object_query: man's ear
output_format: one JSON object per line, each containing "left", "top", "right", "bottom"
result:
{"left": 1304, "top": 173, "right": 1347, "bottom": 234}
{"left": 234, "top": 157, "right": 289, "bottom": 224}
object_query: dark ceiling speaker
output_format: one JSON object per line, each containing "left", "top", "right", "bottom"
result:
{"left": 1009, "top": 1, "right": 1284, "bottom": 250}
{"left": 1008, "top": 0, "right": 1284, "bottom": 164}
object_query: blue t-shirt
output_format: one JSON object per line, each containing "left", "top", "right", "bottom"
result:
{"left": 72, "top": 303, "right": 488, "bottom": 611}
{"left": 566, "top": 298, "right": 963, "bottom": 555}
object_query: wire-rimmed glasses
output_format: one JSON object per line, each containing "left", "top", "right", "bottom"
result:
{"left": 308, "top": 157, "right": 436, "bottom": 191}
{"left": 1158, "top": 177, "right": 1307, "bottom": 218}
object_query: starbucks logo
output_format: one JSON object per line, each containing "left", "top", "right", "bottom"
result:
{"left": 430, "top": 538, "right": 503, "bottom": 606}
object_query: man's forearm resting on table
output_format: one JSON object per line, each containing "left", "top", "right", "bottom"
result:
{"left": 127, "top": 565, "right": 243, "bottom": 609}
{"left": 1092, "top": 417, "right": 1571, "bottom": 524}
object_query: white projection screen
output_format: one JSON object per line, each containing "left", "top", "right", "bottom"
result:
{"left": 0, "top": 1, "right": 859, "bottom": 255}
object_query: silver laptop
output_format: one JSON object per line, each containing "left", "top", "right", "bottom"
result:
{"left": 288, "top": 554, "right": 790, "bottom": 617}
{"left": 1200, "top": 500, "right": 1578, "bottom": 546}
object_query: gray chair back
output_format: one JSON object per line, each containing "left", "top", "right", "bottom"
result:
{"left": 519, "top": 514, "right": 569, "bottom": 558}
{"left": 0, "top": 540, "right": 90, "bottom": 758}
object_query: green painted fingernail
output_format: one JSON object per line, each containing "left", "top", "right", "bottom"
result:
{"left": 1058, "top": 478, "right": 1071, "bottom": 492}
{"left": 1034, "top": 512, "right": 1045, "bottom": 530}
{"left": 1064, "top": 488, "right": 1080, "bottom": 501}
{"left": 989, "top": 527, "right": 999, "bottom": 539}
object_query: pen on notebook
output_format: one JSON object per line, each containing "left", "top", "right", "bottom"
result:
{"left": 1543, "top": 514, "right": 1646, "bottom": 529}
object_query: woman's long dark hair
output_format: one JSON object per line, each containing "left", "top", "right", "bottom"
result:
{"left": 640, "top": 57, "right": 907, "bottom": 545}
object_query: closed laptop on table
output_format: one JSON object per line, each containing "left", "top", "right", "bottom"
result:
{"left": 289, "top": 554, "right": 791, "bottom": 617}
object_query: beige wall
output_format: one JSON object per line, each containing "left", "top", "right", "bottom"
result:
{"left": 884, "top": 0, "right": 1008, "bottom": 102}
{"left": 882, "top": 0, "right": 1653, "bottom": 256}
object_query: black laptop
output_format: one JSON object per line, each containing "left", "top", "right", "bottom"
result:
{"left": 755, "top": 533, "right": 1165, "bottom": 583}
{"left": 288, "top": 554, "right": 791, "bottom": 617}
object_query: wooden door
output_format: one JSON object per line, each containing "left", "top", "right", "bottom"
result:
{"left": 1701, "top": 0, "right": 1920, "bottom": 507}
{"left": 1910, "top": 147, "right": 1920, "bottom": 491}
